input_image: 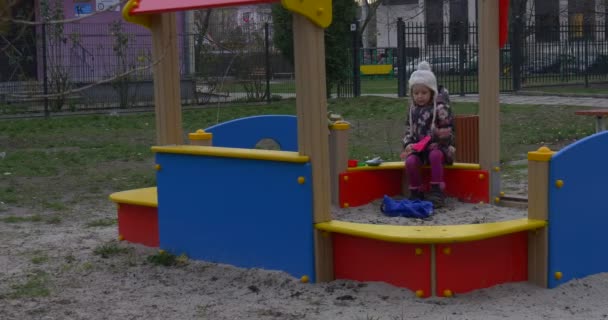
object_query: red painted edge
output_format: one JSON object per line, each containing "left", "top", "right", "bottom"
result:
{"left": 339, "top": 168, "right": 489, "bottom": 208}
{"left": 435, "top": 231, "right": 528, "bottom": 295}
{"left": 333, "top": 233, "right": 432, "bottom": 297}
{"left": 130, "top": 0, "right": 280, "bottom": 15}
{"left": 117, "top": 203, "right": 159, "bottom": 247}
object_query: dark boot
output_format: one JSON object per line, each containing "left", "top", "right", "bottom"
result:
{"left": 409, "top": 188, "right": 424, "bottom": 201}
{"left": 427, "top": 184, "right": 445, "bottom": 208}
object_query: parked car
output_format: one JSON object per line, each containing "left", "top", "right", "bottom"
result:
{"left": 394, "top": 55, "right": 460, "bottom": 77}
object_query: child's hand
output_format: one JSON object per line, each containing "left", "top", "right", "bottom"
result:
{"left": 434, "top": 128, "right": 452, "bottom": 144}
{"left": 400, "top": 145, "right": 412, "bottom": 160}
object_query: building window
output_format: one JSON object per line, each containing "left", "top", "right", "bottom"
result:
{"left": 425, "top": 0, "right": 444, "bottom": 45}
{"left": 568, "top": 0, "right": 595, "bottom": 40}
{"left": 535, "top": 0, "right": 559, "bottom": 42}
{"left": 449, "top": 0, "right": 469, "bottom": 44}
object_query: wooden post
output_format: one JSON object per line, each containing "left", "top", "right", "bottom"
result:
{"left": 150, "top": 13, "right": 183, "bottom": 145}
{"left": 292, "top": 14, "right": 333, "bottom": 282}
{"left": 477, "top": 0, "right": 501, "bottom": 199}
{"left": 527, "top": 147, "right": 554, "bottom": 288}
{"left": 329, "top": 122, "right": 350, "bottom": 207}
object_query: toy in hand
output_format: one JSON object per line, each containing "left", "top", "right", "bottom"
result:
{"left": 411, "top": 135, "right": 431, "bottom": 152}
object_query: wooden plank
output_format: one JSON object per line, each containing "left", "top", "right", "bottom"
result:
{"left": 477, "top": 0, "right": 500, "bottom": 196}
{"left": 292, "top": 14, "right": 332, "bottom": 281}
{"left": 150, "top": 13, "right": 183, "bottom": 145}
{"left": 329, "top": 124, "right": 349, "bottom": 206}
{"left": 527, "top": 159, "right": 549, "bottom": 287}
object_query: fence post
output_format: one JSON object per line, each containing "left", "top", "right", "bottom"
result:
{"left": 42, "top": 22, "right": 49, "bottom": 118}
{"left": 511, "top": 15, "right": 523, "bottom": 92}
{"left": 264, "top": 22, "right": 271, "bottom": 104}
{"left": 351, "top": 20, "right": 361, "bottom": 97}
{"left": 459, "top": 22, "right": 466, "bottom": 97}
{"left": 397, "top": 18, "right": 405, "bottom": 97}
{"left": 584, "top": 32, "right": 589, "bottom": 88}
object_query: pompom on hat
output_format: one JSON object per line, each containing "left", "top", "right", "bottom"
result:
{"left": 408, "top": 61, "right": 438, "bottom": 97}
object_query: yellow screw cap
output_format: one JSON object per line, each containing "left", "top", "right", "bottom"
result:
{"left": 118, "top": 234, "right": 125, "bottom": 241}
{"left": 415, "top": 290, "right": 424, "bottom": 298}
{"left": 500, "top": 191, "right": 505, "bottom": 197}
{"left": 316, "top": 7, "right": 323, "bottom": 15}
{"left": 555, "top": 271, "right": 563, "bottom": 280}
{"left": 155, "top": 164, "right": 161, "bottom": 171}
{"left": 300, "top": 275, "right": 309, "bottom": 283}
{"left": 478, "top": 174, "right": 485, "bottom": 180}
{"left": 443, "top": 247, "right": 451, "bottom": 255}
{"left": 443, "top": 289, "right": 453, "bottom": 297}
{"left": 298, "top": 176, "right": 306, "bottom": 184}
{"left": 158, "top": 249, "right": 166, "bottom": 254}
{"left": 343, "top": 203, "right": 349, "bottom": 208}
{"left": 343, "top": 175, "right": 349, "bottom": 181}
{"left": 495, "top": 197, "right": 501, "bottom": 203}
{"left": 555, "top": 180, "right": 564, "bottom": 188}
{"left": 493, "top": 166, "right": 501, "bottom": 172}
{"left": 415, "top": 248, "right": 423, "bottom": 256}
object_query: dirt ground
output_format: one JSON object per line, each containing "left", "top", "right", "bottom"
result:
{"left": 2, "top": 178, "right": 608, "bottom": 320}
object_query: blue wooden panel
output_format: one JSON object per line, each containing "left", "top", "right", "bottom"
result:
{"left": 548, "top": 131, "right": 608, "bottom": 288}
{"left": 205, "top": 115, "right": 298, "bottom": 151}
{"left": 155, "top": 153, "right": 315, "bottom": 281}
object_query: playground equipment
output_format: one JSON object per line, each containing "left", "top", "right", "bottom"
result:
{"left": 111, "top": 0, "right": 608, "bottom": 298}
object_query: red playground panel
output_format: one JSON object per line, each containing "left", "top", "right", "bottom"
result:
{"left": 421, "top": 168, "right": 489, "bottom": 204}
{"left": 333, "top": 233, "right": 432, "bottom": 297}
{"left": 435, "top": 232, "right": 528, "bottom": 295}
{"left": 339, "top": 170, "right": 402, "bottom": 208}
{"left": 339, "top": 168, "right": 489, "bottom": 208}
{"left": 127, "top": 0, "right": 279, "bottom": 15}
{"left": 117, "top": 203, "right": 159, "bottom": 247}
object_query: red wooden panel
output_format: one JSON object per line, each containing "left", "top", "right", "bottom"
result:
{"left": 421, "top": 168, "right": 490, "bottom": 204}
{"left": 333, "top": 233, "right": 432, "bottom": 297}
{"left": 129, "top": 0, "right": 279, "bottom": 15}
{"left": 339, "top": 170, "right": 402, "bottom": 208}
{"left": 117, "top": 204, "right": 159, "bottom": 247}
{"left": 435, "top": 232, "right": 528, "bottom": 296}
{"left": 338, "top": 168, "right": 489, "bottom": 208}
{"left": 454, "top": 115, "right": 479, "bottom": 164}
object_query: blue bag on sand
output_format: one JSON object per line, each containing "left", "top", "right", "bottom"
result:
{"left": 380, "top": 195, "right": 433, "bottom": 219}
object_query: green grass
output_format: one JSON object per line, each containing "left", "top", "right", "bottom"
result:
{"left": 93, "top": 241, "right": 132, "bottom": 258}
{"left": 0, "top": 96, "right": 597, "bottom": 212}
{"left": 86, "top": 218, "right": 117, "bottom": 228}
{"left": 1, "top": 215, "right": 43, "bottom": 223}
{"left": 9, "top": 270, "right": 51, "bottom": 298}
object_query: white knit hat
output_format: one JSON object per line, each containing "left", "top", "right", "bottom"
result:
{"left": 407, "top": 61, "right": 438, "bottom": 132}
{"left": 408, "top": 61, "right": 438, "bottom": 97}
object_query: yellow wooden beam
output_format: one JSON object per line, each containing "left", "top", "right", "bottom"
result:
{"left": 151, "top": 145, "right": 310, "bottom": 163}
{"left": 315, "top": 219, "right": 547, "bottom": 244}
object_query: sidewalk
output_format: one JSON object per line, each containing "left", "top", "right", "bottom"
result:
{"left": 363, "top": 93, "right": 608, "bottom": 108}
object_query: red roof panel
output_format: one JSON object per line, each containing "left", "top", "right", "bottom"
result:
{"left": 129, "top": 0, "right": 280, "bottom": 15}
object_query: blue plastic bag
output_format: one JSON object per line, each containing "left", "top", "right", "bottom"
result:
{"left": 380, "top": 195, "right": 433, "bottom": 219}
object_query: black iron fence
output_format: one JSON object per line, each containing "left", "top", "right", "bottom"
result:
{"left": 0, "top": 21, "right": 308, "bottom": 116}
{"left": 355, "top": 21, "right": 608, "bottom": 96}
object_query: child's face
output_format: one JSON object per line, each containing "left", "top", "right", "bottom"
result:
{"left": 412, "top": 85, "right": 432, "bottom": 106}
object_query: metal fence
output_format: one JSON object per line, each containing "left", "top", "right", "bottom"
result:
{"left": 357, "top": 21, "right": 608, "bottom": 96}
{"left": 0, "top": 21, "right": 310, "bottom": 116}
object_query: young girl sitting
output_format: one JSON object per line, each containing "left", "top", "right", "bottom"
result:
{"left": 400, "top": 61, "right": 455, "bottom": 208}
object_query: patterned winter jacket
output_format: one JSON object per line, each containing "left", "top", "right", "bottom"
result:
{"left": 402, "top": 89, "right": 456, "bottom": 164}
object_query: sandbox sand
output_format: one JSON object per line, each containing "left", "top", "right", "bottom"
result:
{"left": 3, "top": 195, "right": 608, "bottom": 320}
{"left": 333, "top": 197, "right": 527, "bottom": 226}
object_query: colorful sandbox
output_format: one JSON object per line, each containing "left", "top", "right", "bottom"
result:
{"left": 109, "top": 116, "right": 608, "bottom": 297}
